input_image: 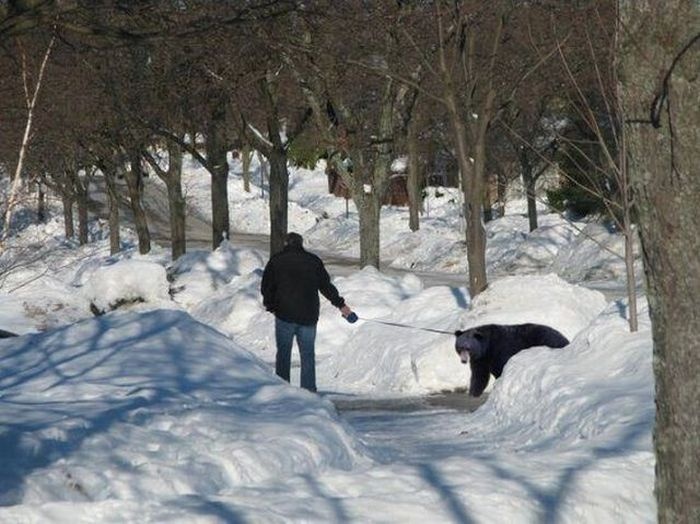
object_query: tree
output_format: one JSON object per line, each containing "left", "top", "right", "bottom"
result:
{"left": 499, "top": 97, "right": 559, "bottom": 231}
{"left": 142, "top": 141, "right": 186, "bottom": 260}
{"left": 231, "top": 22, "right": 312, "bottom": 256}
{"left": 281, "top": 2, "right": 423, "bottom": 268}
{"left": 431, "top": 1, "right": 509, "bottom": 297}
{"left": 620, "top": 1, "right": 700, "bottom": 521}
{"left": 1, "top": 31, "right": 55, "bottom": 244}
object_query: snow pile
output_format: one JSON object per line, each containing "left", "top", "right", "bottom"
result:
{"left": 461, "top": 274, "right": 607, "bottom": 339}
{"left": 487, "top": 215, "right": 580, "bottom": 275}
{"left": 320, "top": 278, "right": 467, "bottom": 394}
{"left": 552, "top": 222, "right": 643, "bottom": 284}
{"left": 0, "top": 217, "right": 144, "bottom": 330}
{"left": 0, "top": 310, "right": 367, "bottom": 518}
{"left": 476, "top": 298, "right": 654, "bottom": 445}
{"left": 169, "top": 240, "right": 266, "bottom": 309}
{"left": 321, "top": 274, "right": 607, "bottom": 396}
{"left": 82, "top": 259, "right": 172, "bottom": 312}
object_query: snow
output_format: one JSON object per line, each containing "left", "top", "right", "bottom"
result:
{"left": 0, "top": 310, "right": 367, "bottom": 521}
{"left": 0, "top": 154, "right": 655, "bottom": 522}
{"left": 82, "top": 260, "right": 171, "bottom": 313}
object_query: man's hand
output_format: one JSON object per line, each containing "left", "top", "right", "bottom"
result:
{"left": 340, "top": 305, "right": 358, "bottom": 323}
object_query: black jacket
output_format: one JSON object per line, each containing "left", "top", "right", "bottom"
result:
{"left": 261, "top": 245, "right": 345, "bottom": 325}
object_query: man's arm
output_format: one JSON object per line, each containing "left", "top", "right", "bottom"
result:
{"left": 317, "top": 260, "right": 346, "bottom": 308}
{"left": 317, "top": 257, "right": 357, "bottom": 321}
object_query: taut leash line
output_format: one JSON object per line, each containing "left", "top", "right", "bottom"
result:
{"left": 356, "top": 316, "right": 455, "bottom": 336}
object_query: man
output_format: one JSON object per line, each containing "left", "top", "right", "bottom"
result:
{"left": 261, "top": 232, "right": 356, "bottom": 392}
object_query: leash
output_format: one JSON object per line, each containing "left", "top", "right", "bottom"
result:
{"left": 357, "top": 316, "right": 455, "bottom": 336}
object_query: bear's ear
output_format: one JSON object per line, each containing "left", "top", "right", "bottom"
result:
{"left": 454, "top": 330, "right": 464, "bottom": 337}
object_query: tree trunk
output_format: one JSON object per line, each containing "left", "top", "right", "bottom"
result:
{"left": 36, "top": 182, "right": 46, "bottom": 223}
{"left": 522, "top": 155, "right": 538, "bottom": 232}
{"left": 259, "top": 73, "right": 292, "bottom": 257}
{"left": 357, "top": 192, "right": 381, "bottom": 268}
{"left": 241, "top": 143, "right": 253, "bottom": 193}
{"left": 61, "top": 194, "right": 74, "bottom": 239}
{"left": 470, "top": 129, "right": 489, "bottom": 293}
{"left": 76, "top": 187, "right": 89, "bottom": 246}
{"left": 125, "top": 150, "right": 151, "bottom": 254}
{"left": 496, "top": 170, "right": 507, "bottom": 219}
{"left": 619, "top": 125, "right": 638, "bottom": 333}
{"left": 483, "top": 176, "right": 494, "bottom": 223}
{"left": 104, "top": 169, "right": 121, "bottom": 255}
{"left": 206, "top": 106, "right": 230, "bottom": 249}
{"left": 1, "top": 36, "right": 55, "bottom": 243}
{"left": 444, "top": 89, "right": 487, "bottom": 297}
{"left": 268, "top": 148, "right": 289, "bottom": 256}
{"left": 166, "top": 142, "right": 186, "bottom": 261}
{"left": 621, "top": 2, "right": 700, "bottom": 522}
{"left": 357, "top": 83, "right": 394, "bottom": 269}
{"left": 407, "top": 118, "right": 421, "bottom": 232}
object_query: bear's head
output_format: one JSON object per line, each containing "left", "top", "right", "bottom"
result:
{"left": 454, "top": 327, "right": 488, "bottom": 364}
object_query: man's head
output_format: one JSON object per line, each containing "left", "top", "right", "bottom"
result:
{"left": 285, "top": 232, "right": 304, "bottom": 248}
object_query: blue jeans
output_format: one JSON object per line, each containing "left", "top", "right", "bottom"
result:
{"left": 275, "top": 318, "right": 318, "bottom": 392}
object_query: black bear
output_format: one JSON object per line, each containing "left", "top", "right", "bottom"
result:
{"left": 454, "top": 323, "right": 569, "bottom": 397}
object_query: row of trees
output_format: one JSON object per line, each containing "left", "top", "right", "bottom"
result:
{"left": 0, "top": 3, "right": 698, "bottom": 519}
{"left": 1, "top": 1, "right": 620, "bottom": 290}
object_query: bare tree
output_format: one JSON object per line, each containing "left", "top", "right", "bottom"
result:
{"left": 280, "top": 3, "right": 423, "bottom": 268}
{"left": 234, "top": 59, "right": 312, "bottom": 255}
{"left": 1, "top": 32, "right": 55, "bottom": 244}
{"left": 556, "top": 17, "right": 638, "bottom": 331}
{"left": 142, "top": 141, "right": 187, "bottom": 260}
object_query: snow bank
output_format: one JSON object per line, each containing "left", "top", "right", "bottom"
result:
{"left": 0, "top": 217, "right": 143, "bottom": 331}
{"left": 552, "top": 222, "right": 643, "bottom": 283}
{"left": 320, "top": 277, "right": 467, "bottom": 394}
{"left": 184, "top": 254, "right": 608, "bottom": 398}
{"left": 0, "top": 310, "right": 367, "bottom": 515}
{"left": 461, "top": 274, "right": 607, "bottom": 340}
{"left": 169, "top": 240, "right": 266, "bottom": 309}
{"left": 451, "top": 297, "right": 656, "bottom": 522}
{"left": 83, "top": 259, "right": 172, "bottom": 312}
{"left": 322, "top": 273, "right": 606, "bottom": 396}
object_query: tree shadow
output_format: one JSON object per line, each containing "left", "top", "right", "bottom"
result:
{"left": 0, "top": 310, "right": 255, "bottom": 507}
{"left": 417, "top": 463, "right": 475, "bottom": 524}
{"left": 450, "top": 287, "right": 469, "bottom": 309}
{"left": 167, "top": 494, "right": 248, "bottom": 523}
{"left": 300, "top": 473, "right": 351, "bottom": 523}
{"left": 472, "top": 417, "right": 651, "bottom": 523}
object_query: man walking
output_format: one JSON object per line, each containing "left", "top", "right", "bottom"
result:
{"left": 261, "top": 232, "right": 356, "bottom": 392}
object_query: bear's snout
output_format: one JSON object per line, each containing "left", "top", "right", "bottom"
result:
{"left": 458, "top": 349, "right": 470, "bottom": 364}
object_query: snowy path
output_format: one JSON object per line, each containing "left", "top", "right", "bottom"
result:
{"left": 332, "top": 393, "right": 486, "bottom": 463}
